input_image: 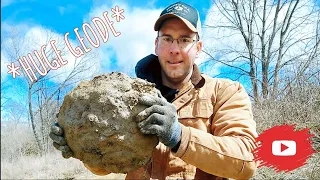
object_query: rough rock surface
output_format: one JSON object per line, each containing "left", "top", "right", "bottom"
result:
{"left": 57, "top": 72, "right": 159, "bottom": 173}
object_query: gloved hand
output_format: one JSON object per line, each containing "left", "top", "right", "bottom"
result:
{"left": 136, "top": 90, "right": 182, "bottom": 149}
{"left": 49, "top": 122, "right": 73, "bottom": 158}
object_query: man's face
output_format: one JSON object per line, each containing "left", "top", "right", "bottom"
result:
{"left": 155, "top": 18, "right": 202, "bottom": 83}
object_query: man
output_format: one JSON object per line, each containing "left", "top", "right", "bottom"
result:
{"left": 50, "top": 2, "right": 258, "bottom": 179}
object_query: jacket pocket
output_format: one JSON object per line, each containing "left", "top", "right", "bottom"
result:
{"left": 194, "top": 98, "right": 214, "bottom": 119}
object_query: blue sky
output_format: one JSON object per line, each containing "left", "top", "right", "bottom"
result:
{"left": 1, "top": 0, "right": 214, "bottom": 121}
{"left": 1, "top": 0, "right": 211, "bottom": 39}
{"left": 1, "top": 0, "right": 213, "bottom": 76}
{"left": 2, "top": 0, "right": 319, "bottom": 121}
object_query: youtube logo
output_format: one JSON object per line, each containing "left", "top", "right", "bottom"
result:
{"left": 254, "top": 125, "right": 316, "bottom": 172}
{"left": 272, "top": 140, "right": 296, "bottom": 156}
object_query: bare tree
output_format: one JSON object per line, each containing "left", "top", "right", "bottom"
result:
{"left": 202, "top": 0, "right": 320, "bottom": 101}
{"left": 1, "top": 78, "right": 11, "bottom": 109}
{"left": 2, "top": 27, "right": 99, "bottom": 154}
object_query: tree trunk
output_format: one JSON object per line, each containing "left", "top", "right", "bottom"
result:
{"left": 28, "top": 84, "right": 43, "bottom": 154}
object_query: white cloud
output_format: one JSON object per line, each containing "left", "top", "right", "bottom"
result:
{"left": 146, "top": 0, "right": 157, "bottom": 8}
{"left": 1, "top": 0, "right": 15, "bottom": 8}
{"left": 1, "top": 23, "right": 100, "bottom": 84}
{"left": 1, "top": 22, "right": 32, "bottom": 81}
{"left": 1, "top": 52, "right": 10, "bottom": 80}
{"left": 58, "top": 6, "right": 65, "bottom": 15}
{"left": 1, "top": 21, "right": 31, "bottom": 39}
{"left": 80, "top": 2, "right": 228, "bottom": 78}
{"left": 2, "top": 2, "right": 162, "bottom": 84}
{"left": 24, "top": 27, "right": 100, "bottom": 83}
{"left": 83, "top": 3, "right": 161, "bottom": 75}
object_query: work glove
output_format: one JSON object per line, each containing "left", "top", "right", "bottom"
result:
{"left": 136, "top": 90, "right": 182, "bottom": 149}
{"left": 49, "top": 122, "right": 73, "bottom": 158}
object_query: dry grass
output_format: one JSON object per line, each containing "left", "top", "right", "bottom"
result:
{"left": 251, "top": 86, "right": 320, "bottom": 179}
{"left": 1, "top": 150, "right": 126, "bottom": 179}
{"left": 0, "top": 121, "right": 125, "bottom": 179}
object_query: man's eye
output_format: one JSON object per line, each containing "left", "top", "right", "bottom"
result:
{"left": 180, "top": 38, "right": 192, "bottom": 43}
{"left": 163, "top": 37, "right": 172, "bottom": 42}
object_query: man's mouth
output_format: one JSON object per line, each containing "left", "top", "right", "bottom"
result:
{"left": 168, "top": 61, "right": 183, "bottom": 64}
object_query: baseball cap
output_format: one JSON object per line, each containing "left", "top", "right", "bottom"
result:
{"left": 154, "top": 2, "right": 202, "bottom": 38}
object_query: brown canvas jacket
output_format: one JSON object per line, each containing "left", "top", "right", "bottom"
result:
{"left": 86, "top": 55, "right": 258, "bottom": 179}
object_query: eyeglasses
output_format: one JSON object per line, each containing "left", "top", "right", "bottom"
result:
{"left": 157, "top": 35, "right": 198, "bottom": 49}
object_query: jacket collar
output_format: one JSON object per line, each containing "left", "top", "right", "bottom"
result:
{"left": 135, "top": 54, "right": 205, "bottom": 89}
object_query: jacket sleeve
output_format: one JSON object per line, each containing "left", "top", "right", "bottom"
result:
{"left": 172, "top": 80, "right": 258, "bottom": 179}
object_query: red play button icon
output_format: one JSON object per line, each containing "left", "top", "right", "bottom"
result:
{"left": 272, "top": 140, "right": 296, "bottom": 156}
{"left": 281, "top": 143, "right": 289, "bottom": 152}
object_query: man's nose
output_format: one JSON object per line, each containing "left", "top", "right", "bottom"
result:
{"left": 169, "top": 40, "right": 180, "bottom": 54}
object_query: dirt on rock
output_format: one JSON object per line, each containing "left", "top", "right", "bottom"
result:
{"left": 57, "top": 72, "right": 159, "bottom": 173}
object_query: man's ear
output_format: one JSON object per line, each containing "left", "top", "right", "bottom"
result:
{"left": 196, "top": 40, "right": 203, "bottom": 57}
{"left": 155, "top": 37, "right": 159, "bottom": 55}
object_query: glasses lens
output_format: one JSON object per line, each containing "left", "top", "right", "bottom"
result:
{"left": 178, "top": 37, "right": 193, "bottom": 48}
{"left": 159, "top": 36, "right": 171, "bottom": 46}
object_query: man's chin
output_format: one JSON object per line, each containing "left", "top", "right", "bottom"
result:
{"left": 166, "top": 73, "right": 185, "bottom": 82}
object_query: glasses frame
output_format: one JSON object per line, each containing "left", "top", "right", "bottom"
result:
{"left": 157, "top": 34, "right": 199, "bottom": 49}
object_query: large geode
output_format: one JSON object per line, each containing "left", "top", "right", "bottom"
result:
{"left": 57, "top": 72, "right": 159, "bottom": 173}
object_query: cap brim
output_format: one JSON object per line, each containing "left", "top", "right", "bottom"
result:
{"left": 154, "top": 14, "right": 197, "bottom": 32}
